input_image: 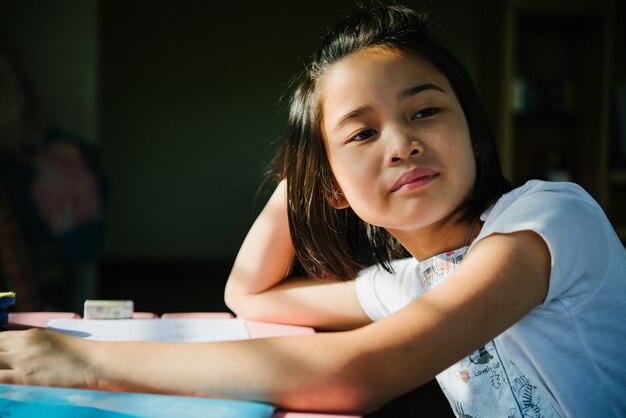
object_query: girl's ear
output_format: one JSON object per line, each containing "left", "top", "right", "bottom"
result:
{"left": 327, "top": 183, "right": 350, "bottom": 209}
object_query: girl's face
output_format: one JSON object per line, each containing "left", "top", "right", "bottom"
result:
{"left": 320, "top": 48, "right": 476, "bottom": 239}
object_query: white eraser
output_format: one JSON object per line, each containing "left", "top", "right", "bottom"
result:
{"left": 84, "top": 300, "right": 134, "bottom": 319}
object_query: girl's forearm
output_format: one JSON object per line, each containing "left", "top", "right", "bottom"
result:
{"left": 224, "top": 180, "right": 295, "bottom": 312}
{"left": 223, "top": 180, "right": 369, "bottom": 329}
{"left": 86, "top": 331, "right": 377, "bottom": 412}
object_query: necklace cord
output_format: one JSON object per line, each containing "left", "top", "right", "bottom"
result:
{"left": 464, "top": 218, "right": 477, "bottom": 247}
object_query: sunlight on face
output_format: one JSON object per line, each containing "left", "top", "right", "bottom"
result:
{"left": 320, "top": 48, "right": 476, "bottom": 238}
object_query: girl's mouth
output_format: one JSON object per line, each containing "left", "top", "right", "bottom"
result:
{"left": 390, "top": 167, "right": 439, "bottom": 193}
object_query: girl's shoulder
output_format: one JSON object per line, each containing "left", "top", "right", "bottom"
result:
{"left": 511, "top": 179, "right": 592, "bottom": 199}
{"left": 474, "top": 179, "right": 612, "bottom": 266}
{"left": 480, "top": 179, "right": 598, "bottom": 223}
{"left": 474, "top": 180, "right": 620, "bottom": 310}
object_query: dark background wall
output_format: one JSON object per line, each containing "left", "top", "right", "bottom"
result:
{"left": 98, "top": 0, "right": 478, "bottom": 261}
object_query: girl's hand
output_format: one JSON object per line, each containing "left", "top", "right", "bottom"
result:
{"left": 0, "top": 329, "right": 98, "bottom": 388}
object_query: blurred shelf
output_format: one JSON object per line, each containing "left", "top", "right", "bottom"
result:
{"left": 480, "top": 0, "right": 615, "bottom": 212}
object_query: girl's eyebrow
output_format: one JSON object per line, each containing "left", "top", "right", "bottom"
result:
{"left": 332, "top": 105, "right": 373, "bottom": 134}
{"left": 399, "top": 83, "right": 446, "bottom": 98}
{"left": 332, "top": 83, "right": 446, "bottom": 134}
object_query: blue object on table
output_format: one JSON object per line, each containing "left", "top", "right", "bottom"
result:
{"left": 0, "top": 292, "right": 16, "bottom": 327}
{"left": 0, "top": 384, "right": 276, "bottom": 418}
{"left": 0, "top": 401, "right": 136, "bottom": 418}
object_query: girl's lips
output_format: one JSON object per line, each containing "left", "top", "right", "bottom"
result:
{"left": 390, "top": 167, "right": 439, "bottom": 192}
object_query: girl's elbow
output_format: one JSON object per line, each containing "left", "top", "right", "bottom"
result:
{"left": 338, "top": 351, "right": 409, "bottom": 413}
{"left": 347, "top": 378, "right": 395, "bottom": 413}
{"left": 278, "top": 378, "right": 386, "bottom": 414}
{"left": 223, "top": 280, "right": 264, "bottom": 319}
{"left": 310, "top": 354, "right": 397, "bottom": 413}
{"left": 223, "top": 280, "right": 245, "bottom": 316}
{"left": 324, "top": 377, "right": 392, "bottom": 414}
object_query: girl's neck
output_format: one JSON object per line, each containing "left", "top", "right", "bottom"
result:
{"left": 389, "top": 217, "right": 479, "bottom": 261}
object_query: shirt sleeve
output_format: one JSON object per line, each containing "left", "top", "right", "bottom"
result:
{"left": 355, "top": 257, "right": 422, "bottom": 321}
{"left": 473, "top": 180, "right": 610, "bottom": 309}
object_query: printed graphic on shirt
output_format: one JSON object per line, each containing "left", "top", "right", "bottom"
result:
{"left": 513, "top": 376, "right": 544, "bottom": 418}
{"left": 469, "top": 346, "right": 494, "bottom": 365}
{"left": 417, "top": 248, "right": 467, "bottom": 292}
{"left": 438, "top": 334, "right": 559, "bottom": 417}
{"left": 416, "top": 247, "right": 561, "bottom": 418}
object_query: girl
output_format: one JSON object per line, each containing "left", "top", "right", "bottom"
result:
{"left": 1, "top": 5, "right": 625, "bottom": 417}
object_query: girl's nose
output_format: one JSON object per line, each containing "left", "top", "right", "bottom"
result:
{"left": 389, "top": 147, "right": 419, "bottom": 164}
{"left": 386, "top": 129, "right": 422, "bottom": 165}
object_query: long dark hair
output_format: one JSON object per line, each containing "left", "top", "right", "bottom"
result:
{"left": 277, "top": 5, "right": 511, "bottom": 280}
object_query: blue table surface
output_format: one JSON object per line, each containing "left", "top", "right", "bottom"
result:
{"left": 0, "top": 383, "right": 275, "bottom": 418}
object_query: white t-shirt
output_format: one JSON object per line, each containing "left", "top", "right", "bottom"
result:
{"left": 356, "top": 180, "right": 626, "bottom": 418}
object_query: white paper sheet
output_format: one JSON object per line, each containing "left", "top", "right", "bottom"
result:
{"left": 47, "top": 318, "right": 250, "bottom": 342}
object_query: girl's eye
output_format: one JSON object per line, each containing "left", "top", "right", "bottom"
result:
{"left": 412, "top": 108, "right": 439, "bottom": 120}
{"left": 350, "top": 128, "right": 377, "bottom": 142}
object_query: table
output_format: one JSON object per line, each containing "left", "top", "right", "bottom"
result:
{"left": 7, "top": 312, "right": 361, "bottom": 418}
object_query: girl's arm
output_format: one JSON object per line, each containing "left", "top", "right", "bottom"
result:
{"left": 0, "top": 229, "right": 549, "bottom": 413}
{"left": 224, "top": 180, "right": 370, "bottom": 330}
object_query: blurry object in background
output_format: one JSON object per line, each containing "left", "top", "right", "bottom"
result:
{"left": 4, "top": 128, "right": 107, "bottom": 265}
{"left": 83, "top": 299, "right": 133, "bottom": 319}
{"left": 480, "top": 0, "right": 616, "bottom": 217}
{"left": 0, "top": 42, "right": 107, "bottom": 311}
{"left": 479, "top": 0, "right": 624, "bottom": 242}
